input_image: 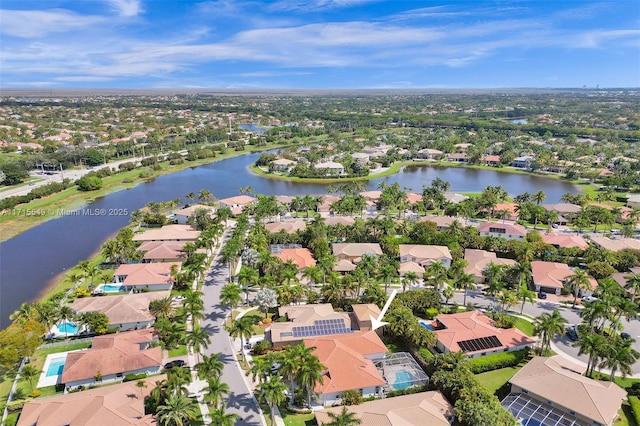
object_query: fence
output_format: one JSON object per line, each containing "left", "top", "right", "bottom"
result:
{"left": 40, "top": 336, "right": 94, "bottom": 349}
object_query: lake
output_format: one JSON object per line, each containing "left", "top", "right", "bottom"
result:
{"left": 0, "top": 152, "right": 579, "bottom": 327}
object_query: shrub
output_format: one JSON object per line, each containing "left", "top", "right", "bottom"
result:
{"left": 629, "top": 396, "right": 640, "bottom": 426}
{"left": 124, "top": 373, "right": 147, "bottom": 382}
{"left": 76, "top": 175, "right": 103, "bottom": 191}
{"left": 252, "top": 340, "right": 271, "bottom": 355}
{"left": 341, "top": 389, "right": 362, "bottom": 406}
{"left": 7, "top": 399, "right": 30, "bottom": 412}
{"left": 386, "top": 384, "right": 429, "bottom": 398}
{"left": 493, "top": 314, "right": 516, "bottom": 329}
{"left": 467, "top": 349, "right": 528, "bottom": 374}
{"left": 29, "top": 389, "right": 41, "bottom": 398}
{"left": 425, "top": 307, "right": 439, "bottom": 319}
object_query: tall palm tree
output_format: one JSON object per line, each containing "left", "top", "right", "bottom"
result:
{"left": 534, "top": 309, "right": 567, "bottom": 355}
{"left": 600, "top": 338, "right": 640, "bottom": 381}
{"left": 401, "top": 271, "right": 419, "bottom": 292}
{"left": 226, "top": 317, "right": 254, "bottom": 362}
{"left": 202, "top": 376, "right": 230, "bottom": 408}
{"left": 57, "top": 305, "right": 75, "bottom": 340}
{"left": 220, "top": 283, "right": 242, "bottom": 319}
{"left": 210, "top": 404, "right": 239, "bottom": 426}
{"left": 575, "top": 333, "right": 608, "bottom": 377}
{"left": 150, "top": 296, "right": 175, "bottom": 320}
{"left": 20, "top": 364, "right": 40, "bottom": 393}
{"left": 297, "top": 355, "right": 325, "bottom": 408}
{"left": 257, "top": 375, "right": 288, "bottom": 425}
{"left": 532, "top": 190, "right": 546, "bottom": 205}
{"left": 155, "top": 393, "right": 198, "bottom": 426}
{"left": 196, "top": 353, "right": 224, "bottom": 380}
{"left": 325, "top": 406, "right": 362, "bottom": 426}
{"left": 454, "top": 273, "right": 476, "bottom": 306}
{"left": 516, "top": 283, "right": 536, "bottom": 315}
{"left": 136, "top": 379, "right": 148, "bottom": 398}
{"left": 624, "top": 273, "right": 640, "bottom": 303}
{"left": 424, "top": 262, "right": 448, "bottom": 291}
{"left": 567, "top": 269, "right": 593, "bottom": 308}
{"left": 186, "top": 324, "right": 210, "bottom": 363}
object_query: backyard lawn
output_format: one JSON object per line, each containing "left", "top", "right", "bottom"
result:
{"left": 511, "top": 316, "right": 535, "bottom": 336}
{"left": 475, "top": 366, "right": 521, "bottom": 397}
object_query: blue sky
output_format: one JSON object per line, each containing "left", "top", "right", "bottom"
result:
{"left": 1, "top": 0, "right": 639, "bottom": 89}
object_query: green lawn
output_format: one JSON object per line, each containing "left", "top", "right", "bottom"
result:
{"left": 615, "top": 402, "right": 636, "bottom": 426}
{"left": 475, "top": 366, "right": 521, "bottom": 397}
{"left": 511, "top": 316, "right": 535, "bottom": 336}
{"left": 279, "top": 405, "right": 317, "bottom": 426}
{"left": 168, "top": 345, "right": 187, "bottom": 357}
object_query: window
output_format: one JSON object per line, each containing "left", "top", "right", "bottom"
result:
{"left": 488, "top": 227, "right": 506, "bottom": 234}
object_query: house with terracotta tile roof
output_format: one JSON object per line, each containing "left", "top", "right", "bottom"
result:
{"left": 315, "top": 161, "right": 345, "bottom": 176}
{"left": 463, "top": 249, "right": 517, "bottom": 283}
{"left": 420, "top": 215, "right": 467, "bottom": 230}
{"left": 132, "top": 224, "right": 200, "bottom": 242}
{"left": 503, "top": 356, "right": 626, "bottom": 426}
{"left": 531, "top": 261, "right": 597, "bottom": 296}
{"left": 350, "top": 304, "right": 382, "bottom": 332}
{"left": 173, "top": 204, "right": 216, "bottom": 225}
{"left": 315, "top": 391, "right": 454, "bottom": 426}
{"left": 137, "top": 241, "right": 188, "bottom": 263}
{"left": 324, "top": 216, "right": 356, "bottom": 226}
{"left": 305, "top": 331, "right": 387, "bottom": 406}
{"left": 113, "top": 262, "right": 178, "bottom": 290}
{"left": 274, "top": 248, "right": 316, "bottom": 270}
{"left": 264, "top": 220, "right": 307, "bottom": 234}
{"left": 17, "top": 375, "right": 163, "bottom": 426}
{"left": 61, "top": 329, "right": 162, "bottom": 390}
{"left": 591, "top": 236, "right": 640, "bottom": 252}
{"left": 482, "top": 155, "right": 501, "bottom": 166}
{"left": 271, "top": 158, "right": 297, "bottom": 171}
{"left": 218, "top": 195, "right": 257, "bottom": 215}
{"left": 477, "top": 221, "right": 526, "bottom": 240}
{"left": 399, "top": 244, "right": 452, "bottom": 276}
{"left": 432, "top": 311, "right": 535, "bottom": 358}
{"left": 317, "top": 194, "right": 341, "bottom": 213}
{"left": 332, "top": 243, "right": 382, "bottom": 268}
{"left": 540, "top": 233, "right": 589, "bottom": 250}
{"left": 70, "top": 291, "right": 170, "bottom": 331}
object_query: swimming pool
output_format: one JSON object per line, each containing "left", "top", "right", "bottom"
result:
{"left": 57, "top": 322, "right": 79, "bottom": 334}
{"left": 46, "top": 358, "right": 66, "bottom": 377}
{"left": 393, "top": 370, "right": 413, "bottom": 390}
{"left": 95, "top": 283, "right": 125, "bottom": 293}
{"left": 420, "top": 321, "right": 436, "bottom": 331}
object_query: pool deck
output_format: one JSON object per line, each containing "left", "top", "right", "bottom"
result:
{"left": 36, "top": 350, "right": 83, "bottom": 388}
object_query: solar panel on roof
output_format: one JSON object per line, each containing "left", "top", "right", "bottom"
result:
{"left": 292, "top": 317, "right": 353, "bottom": 338}
{"left": 457, "top": 335, "right": 502, "bottom": 352}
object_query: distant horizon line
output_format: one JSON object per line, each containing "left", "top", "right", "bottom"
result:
{"left": 1, "top": 86, "right": 638, "bottom": 98}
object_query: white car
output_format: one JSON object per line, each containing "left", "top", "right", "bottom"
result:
{"left": 582, "top": 296, "right": 598, "bottom": 302}
{"left": 172, "top": 296, "right": 186, "bottom": 302}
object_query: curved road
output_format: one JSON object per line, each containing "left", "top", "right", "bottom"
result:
{"left": 201, "top": 229, "right": 264, "bottom": 425}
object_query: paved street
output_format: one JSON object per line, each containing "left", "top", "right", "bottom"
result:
{"left": 452, "top": 291, "right": 640, "bottom": 375}
{"left": 200, "top": 229, "right": 264, "bottom": 426}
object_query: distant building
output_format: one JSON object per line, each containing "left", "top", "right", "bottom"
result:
{"left": 399, "top": 244, "right": 452, "bottom": 276}
{"left": 512, "top": 155, "right": 534, "bottom": 169}
{"left": 132, "top": 224, "right": 200, "bottom": 242}
{"left": 477, "top": 221, "right": 526, "bottom": 240}
{"left": 314, "top": 161, "right": 345, "bottom": 176}
{"left": 463, "top": 249, "right": 517, "bottom": 283}
{"left": 173, "top": 204, "right": 216, "bottom": 225}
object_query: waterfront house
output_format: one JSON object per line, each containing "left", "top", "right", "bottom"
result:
{"left": 61, "top": 329, "right": 162, "bottom": 391}
{"left": 503, "top": 356, "right": 626, "bottom": 426}
{"left": 70, "top": 291, "right": 170, "bottom": 331}
{"left": 132, "top": 224, "right": 200, "bottom": 242}
{"left": 264, "top": 220, "right": 307, "bottom": 234}
{"left": 173, "top": 204, "right": 216, "bottom": 225}
{"left": 542, "top": 203, "right": 581, "bottom": 224}
{"left": 477, "top": 221, "right": 526, "bottom": 240}
{"left": 137, "top": 241, "right": 188, "bottom": 263}
{"left": 271, "top": 158, "right": 297, "bottom": 172}
{"left": 417, "top": 148, "right": 444, "bottom": 160}
{"left": 481, "top": 155, "right": 501, "bottom": 166}
{"left": 17, "top": 375, "right": 163, "bottom": 426}
{"left": 446, "top": 153, "right": 468, "bottom": 163}
{"left": 431, "top": 311, "right": 535, "bottom": 358}
{"left": 314, "top": 161, "right": 345, "bottom": 176}
{"left": 315, "top": 391, "right": 454, "bottom": 426}
{"left": 512, "top": 155, "right": 534, "bottom": 169}
{"left": 113, "top": 262, "right": 178, "bottom": 291}
{"left": 217, "top": 195, "right": 257, "bottom": 215}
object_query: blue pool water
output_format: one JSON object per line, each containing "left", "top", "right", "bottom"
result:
{"left": 57, "top": 322, "right": 79, "bottom": 334}
{"left": 46, "top": 359, "right": 66, "bottom": 377}
{"left": 420, "top": 321, "right": 436, "bottom": 331}
{"left": 393, "top": 370, "right": 413, "bottom": 390}
{"left": 97, "top": 283, "right": 125, "bottom": 293}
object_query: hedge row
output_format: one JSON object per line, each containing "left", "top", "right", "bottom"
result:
{"left": 629, "top": 396, "right": 640, "bottom": 426}
{"left": 123, "top": 373, "right": 147, "bottom": 382}
{"left": 0, "top": 181, "right": 69, "bottom": 210}
{"left": 467, "top": 349, "right": 528, "bottom": 374}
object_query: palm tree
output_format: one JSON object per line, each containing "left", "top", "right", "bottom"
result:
{"left": 155, "top": 393, "right": 198, "bottom": 426}
{"left": 197, "top": 189, "right": 213, "bottom": 204}
{"left": 247, "top": 355, "right": 272, "bottom": 385}
{"left": 186, "top": 324, "right": 211, "bottom": 363}
{"left": 20, "top": 364, "right": 40, "bottom": 393}
{"left": 600, "top": 338, "right": 640, "bottom": 381}
{"left": 424, "top": 262, "right": 448, "bottom": 291}
{"left": 57, "top": 305, "right": 75, "bottom": 340}
{"left": 532, "top": 190, "right": 546, "bottom": 205}
{"left": 534, "top": 310, "right": 567, "bottom": 355}
{"left": 624, "top": 273, "right": 640, "bottom": 303}
{"left": 136, "top": 379, "right": 148, "bottom": 398}
{"left": 297, "top": 355, "right": 325, "bottom": 408}
{"left": 196, "top": 353, "right": 224, "bottom": 380}
{"left": 149, "top": 296, "right": 176, "bottom": 320}
{"left": 325, "top": 406, "right": 362, "bottom": 426}
{"left": 220, "top": 283, "right": 242, "bottom": 319}
{"left": 257, "top": 375, "right": 288, "bottom": 425}
{"left": 10, "top": 302, "right": 36, "bottom": 325}
{"left": 575, "top": 333, "right": 608, "bottom": 377}
{"left": 516, "top": 283, "right": 536, "bottom": 315}
{"left": 210, "top": 404, "right": 239, "bottom": 426}
{"left": 567, "top": 269, "right": 592, "bottom": 308}
{"left": 226, "top": 317, "right": 254, "bottom": 362}
{"left": 454, "top": 273, "right": 476, "bottom": 306}
{"left": 401, "top": 271, "right": 419, "bottom": 292}
{"left": 202, "top": 376, "right": 230, "bottom": 408}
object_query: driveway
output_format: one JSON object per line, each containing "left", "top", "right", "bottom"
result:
{"left": 200, "top": 229, "right": 264, "bottom": 425}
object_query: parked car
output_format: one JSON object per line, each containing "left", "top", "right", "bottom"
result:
{"left": 164, "top": 359, "right": 186, "bottom": 369}
{"left": 582, "top": 296, "right": 598, "bottom": 303}
{"left": 621, "top": 332, "right": 632, "bottom": 340}
{"left": 537, "top": 291, "right": 547, "bottom": 299}
{"left": 172, "top": 295, "right": 186, "bottom": 302}
{"left": 566, "top": 325, "right": 579, "bottom": 341}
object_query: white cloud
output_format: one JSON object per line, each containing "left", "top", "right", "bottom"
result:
{"left": 105, "top": 0, "right": 143, "bottom": 17}
{"left": 0, "top": 9, "right": 105, "bottom": 38}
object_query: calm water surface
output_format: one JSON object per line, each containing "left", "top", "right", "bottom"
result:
{"left": 0, "top": 152, "right": 579, "bottom": 327}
